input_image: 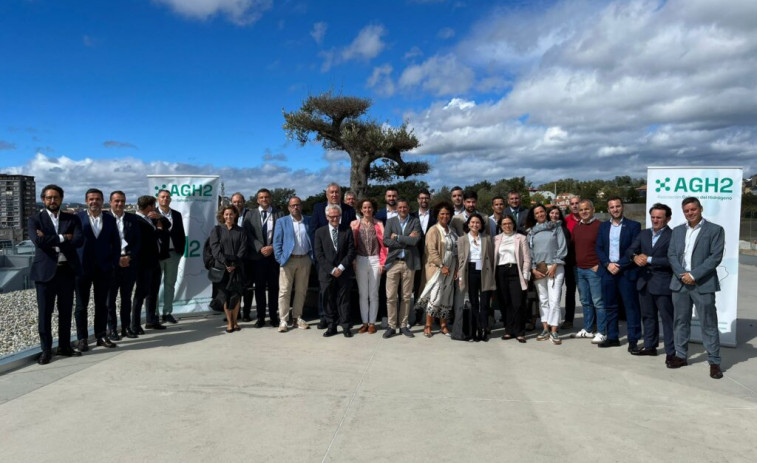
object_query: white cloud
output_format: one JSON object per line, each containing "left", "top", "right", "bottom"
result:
{"left": 401, "top": 0, "right": 757, "bottom": 186}
{"left": 5, "top": 153, "right": 349, "bottom": 202}
{"left": 341, "top": 24, "right": 387, "bottom": 61}
{"left": 404, "top": 46, "right": 423, "bottom": 60}
{"left": 153, "top": 0, "right": 272, "bottom": 25}
{"left": 366, "top": 64, "right": 395, "bottom": 96}
{"left": 310, "top": 21, "right": 327, "bottom": 45}
{"left": 437, "top": 27, "right": 455, "bottom": 39}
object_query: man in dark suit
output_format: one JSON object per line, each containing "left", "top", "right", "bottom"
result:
{"left": 156, "top": 189, "right": 186, "bottom": 324}
{"left": 411, "top": 189, "right": 435, "bottom": 324}
{"left": 626, "top": 203, "right": 674, "bottom": 361}
{"left": 383, "top": 199, "right": 421, "bottom": 338}
{"left": 667, "top": 197, "right": 725, "bottom": 379}
{"left": 244, "top": 188, "right": 285, "bottom": 327}
{"left": 374, "top": 186, "right": 398, "bottom": 224}
{"left": 231, "top": 192, "right": 255, "bottom": 321}
{"left": 132, "top": 195, "right": 170, "bottom": 333}
{"left": 74, "top": 188, "right": 121, "bottom": 351}
{"left": 106, "top": 190, "right": 141, "bottom": 340}
{"left": 311, "top": 182, "right": 356, "bottom": 328}
{"left": 506, "top": 191, "right": 528, "bottom": 235}
{"left": 28, "top": 184, "right": 84, "bottom": 364}
{"left": 314, "top": 204, "right": 356, "bottom": 337}
{"left": 595, "top": 196, "right": 641, "bottom": 349}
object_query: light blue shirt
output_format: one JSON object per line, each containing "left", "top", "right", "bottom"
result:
{"left": 647, "top": 227, "right": 666, "bottom": 263}
{"left": 398, "top": 216, "right": 408, "bottom": 259}
{"left": 609, "top": 218, "right": 623, "bottom": 263}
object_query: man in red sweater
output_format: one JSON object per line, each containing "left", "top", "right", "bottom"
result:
{"left": 572, "top": 199, "right": 606, "bottom": 342}
{"left": 564, "top": 195, "right": 581, "bottom": 233}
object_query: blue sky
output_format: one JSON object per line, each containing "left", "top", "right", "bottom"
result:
{"left": 1, "top": 0, "right": 756, "bottom": 200}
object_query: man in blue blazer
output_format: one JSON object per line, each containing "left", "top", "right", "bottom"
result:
{"left": 311, "top": 182, "right": 357, "bottom": 230}
{"left": 28, "top": 184, "right": 84, "bottom": 364}
{"left": 272, "top": 196, "right": 315, "bottom": 332}
{"left": 595, "top": 197, "right": 641, "bottom": 349}
{"left": 626, "top": 203, "right": 674, "bottom": 362}
{"left": 74, "top": 188, "right": 122, "bottom": 351}
{"left": 106, "top": 190, "right": 141, "bottom": 340}
{"left": 666, "top": 197, "right": 725, "bottom": 379}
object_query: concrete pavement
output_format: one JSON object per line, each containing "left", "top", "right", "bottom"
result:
{"left": 2, "top": 265, "right": 756, "bottom": 462}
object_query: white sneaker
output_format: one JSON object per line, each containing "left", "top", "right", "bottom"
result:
{"left": 591, "top": 333, "right": 607, "bottom": 344}
{"left": 297, "top": 318, "right": 310, "bottom": 330}
{"left": 574, "top": 329, "right": 594, "bottom": 338}
{"left": 278, "top": 321, "right": 288, "bottom": 333}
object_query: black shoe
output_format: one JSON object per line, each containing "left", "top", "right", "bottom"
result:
{"left": 136, "top": 326, "right": 146, "bottom": 335}
{"left": 626, "top": 343, "right": 638, "bottom": 353}
{"left": 164, "top": 314, "right": 178, "bottom": 324}
{"left": 631, "top": 347, "right": 658, "bottom": 356}
{"left": 122, "top": 328, "right": 138, "bottom": 339}
{"left": 317, "top": 320, "right": 328, "bottom": 330}
{"left": 665, "top": 354, "right": 675, "bottom": 366}
{"left": 76, "top": 339, "right": 89, "bottom": 352}
{"left": 255, "top": 320, "right": 266, "bottom": 328}
{"left": 383, "top": 328, "right": 396, "bottom": 339}
{"left": 56, "top": 346, "right": 81, "bottom": 357}
{"left": 145, "top": 323, "right": 167, "bottom": 330}
{"left": 480, "top": 330, "right": 489, "bottom": 342}
{"left": 242, "top": 315, "right": 252, "bottom": 322}
{"left": 667, "top": 356, "right": 688, "bottom": 369}
{"left": 343, "top": 329, "right": 353, "bottom": 338}
{"left": 108, "top": 330, "right": 122, "bottom": 341}
{"left": 400, "top": 327, "right": 415, "bottom": 338}
{"left": 598, "top": 339, "right": 621, "bottom": 348}
{"left": 270, "top": 319, "right": 280, "bottom": 328}
{"left": 710, "top": 364, "right": 723, "bottom": 379}
{"left": 323, "top": 328, "right": 338, "bottom": 337}
{"left": 38, "top": 351, "right": 52, "bottom": 365}
{"left": 96, "top": 337, "right": 117, "bottom": 348}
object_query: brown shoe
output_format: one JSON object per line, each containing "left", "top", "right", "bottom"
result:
{"left": 709, "top": 364, "right": 723, "bottom": 379}
{"left": 368, "top": 324, "right": 377, "bottom": 334}
{"left": 358, "top": 324, "right": 369, "bottom": 334}
{"left": 667, "top": 356, "right": 688, "bottom": 369}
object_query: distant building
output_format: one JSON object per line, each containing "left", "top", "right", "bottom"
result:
{"left": 554, "top": 192, "right": 575, "bottom": 209}
{"left": 0, "top": 174, "right": 36, "bottom": 242}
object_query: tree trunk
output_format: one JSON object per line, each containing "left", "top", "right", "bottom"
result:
{"left": 349, "top": 152, "right": 371, "bottom": 199}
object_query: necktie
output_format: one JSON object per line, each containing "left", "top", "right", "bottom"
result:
{"left": 262, "top": 210, "right": 268, "bottom": 244}
{"left": 331, "top": 227, "right": 338, "bottom": 251}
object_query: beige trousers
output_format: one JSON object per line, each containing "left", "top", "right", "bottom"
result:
{"left": 385, "top": 260, "right": 415, "bottom": 329}
{"left": 277, "top": 255, "right": 312, "bottom": 321}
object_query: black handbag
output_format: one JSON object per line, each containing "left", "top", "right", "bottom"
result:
{"left": 207, "top": 266, "right": 225, "bottom": 283}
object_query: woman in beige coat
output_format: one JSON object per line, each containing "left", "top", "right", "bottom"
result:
{"left": 494, "top": 215, "right": 531, "bottom": 342}
{"left": 457, "top": 213, "right": 495, "bottom": 341}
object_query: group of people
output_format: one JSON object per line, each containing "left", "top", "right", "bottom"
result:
{"left": 30, "top": 184, "right": 185, "bottom": 364}
{"left": 30, "top": 181, "right": 726, "bottom": 380}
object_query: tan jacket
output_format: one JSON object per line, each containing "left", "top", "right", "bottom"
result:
{"left": 493, "top": 232, "right": 531, "bottom": 291}
{"left": 419, "top": 223, "right": 457, "bottom": 292}
{"left": 457, "top": 233, "right": 496, "bottom": 292}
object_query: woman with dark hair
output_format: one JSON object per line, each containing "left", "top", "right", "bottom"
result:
{"left": 350, "top": 198, "right": 387, "bottom": 334}
{"left": 457, "top": 213, "right": 495, "bottom": 341}
{"left": 526, "top": 204, "right": 567, "bottom": 344}
{"left": 494, "top": 214, "right": 531, "bottom": 342}
{"left": 549, "top": 205, "right": 576, "bottom": 329}
{"left": 416, "top": 201, "right": 458, "bottom": 338}
{"left": 209, "top": 205, "right": 247, "bottom": 333}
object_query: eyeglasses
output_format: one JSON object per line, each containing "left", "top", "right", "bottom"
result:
{"left": 327, "top": 215, "right": 340, "bottom": 220}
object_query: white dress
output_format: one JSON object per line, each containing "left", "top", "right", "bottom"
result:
{"left": 415, "top": 227, "right": 458, "bottom": 318}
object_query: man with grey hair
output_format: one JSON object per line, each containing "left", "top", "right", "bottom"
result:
{"left": 314, "top": 203, "right": 356, "bottom": 337}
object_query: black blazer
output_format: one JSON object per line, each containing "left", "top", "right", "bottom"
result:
{"left": 312, "top": 202, "right": 357, "bottom": 230}
{"left": 627, "top": 226, "right": 673, "bottom": 295}
{"left": 243, "top": 207, "right": 285, "bottom": 260}
{"left": 134, "top": 214, "right": 170, "bottom": 269}
{"left": 161, "top": 208, "right": 186, "bottom": 257}
{"left": 76, "top": 211, "right": 121, "bottom": 275}
{"left": 411, "top": 210, "right": 437, "bottom": 260}
{"left": 107, "top": 211, "right": 142, "bottom": 259}
{"left": 28, "top": 210, "right": 83, "bottom": 282}
{"left": 314, "top": 225, "right": 356, "bottom": 281}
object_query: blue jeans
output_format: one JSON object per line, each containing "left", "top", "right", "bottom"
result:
{"left": 576, "top": 267, "right": 605, "bottom": 333}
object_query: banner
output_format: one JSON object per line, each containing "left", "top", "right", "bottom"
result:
{"left": 646, "top": 167, "right": 742, "bottom": 347}
{"left": 147, "top": 175, "right": 220, "bottom": 314}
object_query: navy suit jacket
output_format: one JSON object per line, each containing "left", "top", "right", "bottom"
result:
{"left": 626, "top": 226, "right": 672, "bottom": 295}
{"left": 107, "top": 211, "right": 142, "bottom": 260}
{"left": 314, "top": 224, "right": 356, "bottom": 282}
{"left": 595, "top": 218, "right": 641, "bottom": 280}
{"left": 134, "top": 214, "right": 170, "bottom": 269}
{"left": 312, "top": 202, "right": 356, "bottom": 230}
{"left": 28, "top": 210, "right": 83, "bottom": 282}
{"left": 668, "top": 219, "right": 724, "bottom": 294}
{"left": 375, "top": 206, "right": 395, "bottom": 225}
{"left": 77, "top": 211, "right": 121, "bottom": 276}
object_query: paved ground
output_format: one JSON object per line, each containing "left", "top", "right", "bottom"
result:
{"left": 2, "top": 265, "right": 756, "bottom": 462}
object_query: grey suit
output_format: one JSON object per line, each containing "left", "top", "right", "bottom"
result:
{"left": 667, "top": 219, "right": 725, "bottom": 364}
{"left": 384, "top": 215, "right": 422, "bottom": 329}
{"left": 244, "top": 207, "right": 285, "bottom": 324}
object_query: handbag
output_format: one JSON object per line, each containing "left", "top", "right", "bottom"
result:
{"left": 533, "top": 262, "right": 548, "bottom": 280}
{"left": 207, "top": 266, "right": 225, "bottom": 283}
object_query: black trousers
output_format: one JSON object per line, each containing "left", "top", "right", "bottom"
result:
{"left": 241, "top": 260, "right": 255, "bottom": 317}
{"left": 564, "top": 266, "right": 577, "bottom": 322}
{"left": 132, "top": 262, "right": 161, "bottom": 329}
{"left": 320, "top": 275, "right": 353, "bottom": 330}
{"left": 639, "top": 286, "right": 675, "bottom": 355}
{"left": 466, "top": 263, "right": 490, "bottom": 332}
{"left": 254, "top": 255, "right": 280, "bottom": 323}
{"left": 75, "top": 268, "right": 113, "bottom": 340}
{"left": 35, "top": 264, "right": 76, "bottom": 353}
{"left": 108, "top": 265, "right": 136, "bottom": 332}
{"left": 496, "top": 264, "right": 524, "bottom": 336}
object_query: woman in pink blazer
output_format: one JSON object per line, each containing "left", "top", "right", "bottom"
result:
{"left": 493, "top": 215, "right": 531, "bottom": 342}
{"left": 350, "top": 199, "right": 388, "bottom": 333}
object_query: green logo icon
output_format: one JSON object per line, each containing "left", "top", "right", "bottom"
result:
{"left": 655, "top": 177, "right": 671, "bottom": 192}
